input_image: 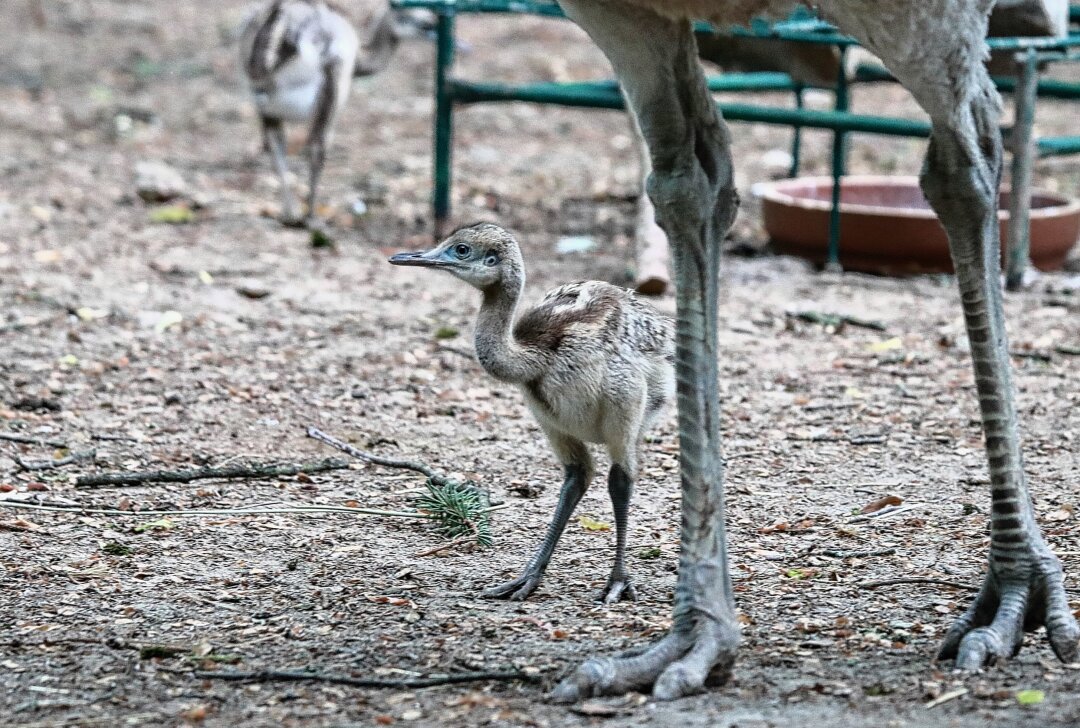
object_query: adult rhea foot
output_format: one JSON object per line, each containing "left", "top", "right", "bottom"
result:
{"left": 938, "top": 552, "right": 1079, "bottom": 670}
{"left": 551, "top": 614, "right": 740, "bottom": 702}
{"left": 484, "top": 571, "right": 543, "bottom": 601}
{"left": 599, "top": 574, "right": 636, "bottom": 604}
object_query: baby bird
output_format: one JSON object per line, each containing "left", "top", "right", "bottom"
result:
{"left": 390, "top": 223, "right": 675, "bottom": 603}
{"left": 239, "top": 0, "right": 359, "bottom": 226}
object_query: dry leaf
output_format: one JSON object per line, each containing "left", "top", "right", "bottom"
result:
{"left": 1046, "top": 505, "right": 1073, "bottom": 522}
{"left": 579, "top": 515, "right": 611, "bottom": 532}
{"left": 859, "top": 494, "right": 903, "bottom": 514}
{"left": 869, "top": 337, "right": 903, "bottom": 353}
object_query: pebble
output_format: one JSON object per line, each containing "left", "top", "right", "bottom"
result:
{"left": 135, "top": 161, "right": 187, "bottom": 202}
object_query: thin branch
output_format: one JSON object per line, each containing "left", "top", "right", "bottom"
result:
{"left": 413, "top": 520, "right": 480, "bottom": 557}
{"left": 413, "top": 536, "right": 477, "bottom": 557}
{"left": 786, "top": 310, "right": 887, "bottom": 332}
{"left": 0, "top": 432, "right": 67, "bottom": 448}
{"left": 788, "top": 432, "right": 888, "bottom": 446}
{"left": 818, "top": 548, "right": 896, "bottom": 559}
{"left": 847, "top": 503, "right": 921, "bottom": 523}
{"left": 0, "top": 500, "right": 432, "bottom": 519}
{"left": 0, "top": 500, "right": 509, "bottom": 519}
{"left": 857, "top": 577, "right": 977, "bottom": 591}
{"left": 307, "top": 427, "right": 440, "bottom": 480}
{"left": 75, "top": 458, "right": 350, "bottom": 488}
{"left": 192, "top": 668, "right": 540, "bottom": 689}
{"left": 15, "top": 448, "right": 95, "bottom": 472}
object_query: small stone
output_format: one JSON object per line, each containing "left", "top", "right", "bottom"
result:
{"left": 556, "top": 235, "right": 596, "bottom": 254}
{"left": 163, "top": 392, "right": 182, "bottom": 406}
{"left": 135, "top": 161, "right": 187, "bottom": 202}
{"left": 235, "top": 280, "right": 271, "bottom": 300}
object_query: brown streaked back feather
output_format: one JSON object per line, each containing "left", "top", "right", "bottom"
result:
{"left": 515, "top": 281, "right": 672, "bottom": 362}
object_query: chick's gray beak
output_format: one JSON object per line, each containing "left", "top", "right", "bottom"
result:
{"left": 388, "top": 250, "right": 446, "bottom": 267}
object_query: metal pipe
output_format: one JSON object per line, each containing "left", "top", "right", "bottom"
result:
{"left": 1005, "top": 47, "right": 1038, "bottom": 292}
{"left": 826, "top": 46, "right": 849, "bottom": 270}
{"left": 433, "top": 9, "right": 456, "bottom": 237}
{"left": 789, "top": 84, "right": 804, "bottom": 178}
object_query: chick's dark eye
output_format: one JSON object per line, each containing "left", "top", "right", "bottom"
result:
{"left": 484, "top": 254, "right": 498, "bottom": 267}
{"left": 454, "top": 244, "right": 471, "bottom": 258}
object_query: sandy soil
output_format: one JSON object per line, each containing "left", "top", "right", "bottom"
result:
{"left": 1, "top": 2, "right": 1079, "bottom": 726}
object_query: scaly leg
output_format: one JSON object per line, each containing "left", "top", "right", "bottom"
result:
{"left": 262, "top": 116, "right": 299, "bottom": 224}
{"left": 824, "top": 0, "right": 1078, "bottom": 668}
{"left": 485, "top": 435, "right": 593, "bottom": 601}
{"left": 600, "top": 464, "right": 636, "bottom": 604}
{"left": 553, "top": 1, "right": 739, "bottom": 701}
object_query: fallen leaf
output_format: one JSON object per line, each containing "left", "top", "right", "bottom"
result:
{"left": 181, "top": 705, "right": 208, "bottom": 723}
{"left": 860, "top": 494, "right": 903, "bottom": 514}
{"left": 1046, "top": 505, "right": 1073, "bottom": 522}
{"left": 149, "top": 205, "right": 194, "bottom": 224}
{"left": 76, "top": 307, "right": 108, "bottom": 321}
{"left": 579, "top": 515, "right": 611, "bottom": 532}
{"left": 155, "top": 310, "right": 183, "bottom": 333}
{"left": 1016, "top": 689, "right": 1045, "bottom": 705}
{"left": 570, "top": 700, "right": 621, "bottom": 717}
{"left": 0, "top": 518, "right": 40, "bottom": 531}
{"left": 869, "top": 337, "right": 903, "bottom": 353}
{"left": 134, "top": 517, "right": 175, "bottom": 533}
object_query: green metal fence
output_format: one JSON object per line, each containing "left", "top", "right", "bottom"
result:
{"left": 395, "top": 0, "right": 1080, "bottom": 286}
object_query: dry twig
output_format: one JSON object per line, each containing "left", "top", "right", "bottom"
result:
{"left": 192, "top": 668, "right": 540, "bottom": 689}
{"left": 857, "top": 577, "right": 977, "bottom": 592}
{"left": 0, "top": 432, "right": 67, "bottom": 448}
{"left": 75, "top": 458, "right": 350, "bottom": 488}
{"left": 818, "top": 548, "right": 896, "bottom": 559}
{"left": 306, "top": 427, "right": 439, "bottom": 479}
{"left": 15, "top": 448, "right": 95, "bottom": 472}
{"left": 0, "top": 500, "right": 510, "bottom": 520}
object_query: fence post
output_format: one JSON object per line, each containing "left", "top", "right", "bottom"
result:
{"left": 433, "top": 7, "right": 457, "bottom": 239}
{"left": 1005, "top": 47, "right": 1038, "bottom": 292}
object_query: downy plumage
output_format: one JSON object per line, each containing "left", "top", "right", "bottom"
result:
{"left": 390, "top": 222, "right": 675, "bottom": 603}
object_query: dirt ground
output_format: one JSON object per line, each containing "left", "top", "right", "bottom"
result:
{"left": 2, "top": 2, "right": 1080, "bottom": 727}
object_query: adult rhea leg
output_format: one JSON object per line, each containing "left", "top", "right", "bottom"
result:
{"left": 484, "top": 434, "right": 593, "bottom": 601}
{"left": 554, "top": 1, "right": 739, "bottom": 701}
{"left": 923, "top": 96, "right": 1078, "bottom": 669}
{"left": 826, "top": 1, "right": 1078, "bottom": 668}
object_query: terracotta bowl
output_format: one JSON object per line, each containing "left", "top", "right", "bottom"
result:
{"left": 753, "top": 175, "right": 1080, "bottom": 275}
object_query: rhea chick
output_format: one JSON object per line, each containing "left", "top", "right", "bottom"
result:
{"left": 390, "top": 223, "right": 675, "bottom": 603}
{"left": 240, "top": 0, "right": 359, "bottom": 226}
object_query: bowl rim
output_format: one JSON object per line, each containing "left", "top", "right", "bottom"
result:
{"left": 751, "top": 175, "right": 1080, "bottom": 220}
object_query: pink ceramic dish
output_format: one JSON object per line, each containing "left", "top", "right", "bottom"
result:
{"left": 753, "top": 175, "right": 1080, "bottom": 275}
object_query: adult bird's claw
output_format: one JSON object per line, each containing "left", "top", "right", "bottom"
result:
{"left": 483, "top": 571, "right": 542, "bottom": 601}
